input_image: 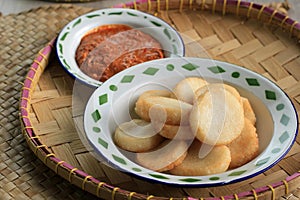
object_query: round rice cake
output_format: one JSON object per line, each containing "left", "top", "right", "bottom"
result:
{"left": 172, "top": 77, "right": 208, "bottom": 104}
{"left": 242, "top": 97, "right": 256, "bottom": 125}
{"left": 136, "top": 140, "right": 189, "bottom": 172}
{"left": 169, "top": 140, "right": 231, "bottom": 176}
{"left": 190, "top": 89, "right": 244, "bottom": 145}
{"left": 158, "top": 124, "right": 195, "bottom": 140}
{"left": 114, "top": 119, "right": 164, "bottom": 152}
{"left": 227, "top": 118, "right": 259, "bottom": 169}
{"left": 138, "top": 89, "right": 172, "bottom": 99}
{"left": 135, "top": 96, "right": 192, "bottom": 125}
{"left": 194, "top": 83, "right": 241, "bottom": 103}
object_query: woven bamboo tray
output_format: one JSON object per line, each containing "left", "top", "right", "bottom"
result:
{"left": 17, "top": 1, "right": 300, "bottom": 199}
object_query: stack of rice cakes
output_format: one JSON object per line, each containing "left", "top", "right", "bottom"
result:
{"left": 114, "top": 77, "right": 259, "bottom": 176}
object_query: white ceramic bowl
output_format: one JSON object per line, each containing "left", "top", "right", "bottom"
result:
{"left": 83, "top": 57, "right": 298, "bottom": 186}
{"left": 56, "top": 8, "right": 185, "bottom": 87}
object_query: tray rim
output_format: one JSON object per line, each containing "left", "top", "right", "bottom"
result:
{"left": 19, "top": 1, "right": 300, "bottom": 199}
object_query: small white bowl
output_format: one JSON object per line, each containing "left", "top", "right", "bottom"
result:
{"left": 83, "top": 57, "right": 298, "bottom": 186}
{"left": 56, "top": 8, "right": 185, "bottom": 87}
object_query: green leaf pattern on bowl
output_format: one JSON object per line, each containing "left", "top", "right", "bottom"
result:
{"left": 108, "top": 11, "right": 123, "bottom": 15}
{"left": 143, "top": 67, "right": 159, "bottom": 76}
{"left": 126, "top": 12, "right": 138, "bottom": 17}
{"left": 72, "top": 18, "right": 82, "bottom": 28}
{"left": 208, "top": 66, "right": 226, "bottom": 73}
{"left": 149, "top": 174, "right": 169, "bottom": 179}
{"left": 265, "top": 90, "right": 277, "bottom": 100}
{"left": 112, "top": 154, "right": 127, "bottom": 165}
{"left": 246, "top": 78, "right": 260, "bottom": 86}
{"left": 99, "top": 94, "right": 108, "bottom": 105}
{"left": 98, "top": 137, "right": 108, "bottom": 149}
{"left": 86, "top": 14, "right": 101, "bottom": 18}
{"left": 91, "top": 110, "right": 101, "bottom": 122}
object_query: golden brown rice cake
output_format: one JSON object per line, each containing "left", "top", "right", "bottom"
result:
{"left": 190, "top": 88, "right": 244, "bottom": 145}
{"left": 169, "top": 140, "right": 231, "bottom": 176}
{"left": 172, "top": 77, "right": 208, "bottom": 104}
{"left": 138, "top": 89, "right": 172, "bottom": 99}
{"left": 158, "top": 124, "right": 195, "bottom": 140}
{"left": 227, "top": 118, "right": 259, "bottom": 169}
{"left": 114, "top": 119, "right": 164, "bottom": 152}
{"left": 135, "top": 96, "right": 192, "bottom": 125}
{"left": 136, "top": 140, "right": 189, "bottom": 172}
{"left": 242, "top": 97, "right": 256, "bottom": 125}
{"left": 194, "top": 83, "right": 241, "bottom": 103}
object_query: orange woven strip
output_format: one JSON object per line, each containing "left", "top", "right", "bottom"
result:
{"left": 20, "top": 114, "right": 30, "bottom": 119}
{"left": 44, "top": 153, "right": 55, "bottom": 164}
{"left": 148, "top": 0, "right": 152, "bottom": 12}
{"left": 19, "top": 106, "right": 29, "bottom": 112}
{"left": 222, "top": 0, "right": 227, "bottom": 15}
{"left": 147, "top": 195, "right": 154, "bottom": 200}
{"left": 268, "top": 185, "right": 275, "bottom": 200}
{"left": 48, "top": 40, "right": 54, "bottom": 48}
{"left": 68, "top": 167, "right": 78, "bottom": 182}
{"left": 21, "top": 92, "right": 32, "bottom": 101}
{"left": 33, "top": 59, "right": 43, "bottom": 68}
{"left": 30, "top": 66, "right": 38, "bottom": 73}
{"left": 22, "top": 123, "right": 37, "bottom": 135}
{"left": 179, "top": 0, "right": 184, "bottom": 12}
{"left": 236, "top": 0, "right": 241, "bottom": 16}
{"left": 247, "top": 2, "right": 254, "bottom": 18}
{"left": 233, "top": 194, "right": 239, "bottom": 199}
{"left": 38, "top": 51, "right": 49, "bottom": 64}
{"left": 156, "top": 0, "right": 160, "bottom": 12}
{"left": 128, "top": 192, "right": 136, "bottom": 200}
{"left": 189, "top": 0, "right": 193, "bottom": 9}
{"left": 166, "top": 0, "right": 169, "bottom": 11}
{"left": 268, "top": 10, "right": 278, "bottom": 24}
{"left": 82, "top": 175, "right": 93, "bottom": 190}
{"left": 21, "top": 96, "right": 30, "bottom": 102}
{"left": 282, "top": 180, "right": 289, "bottom": 194}
{"left": 252, "top": 189, "right": 258, "bottom": 200}
{"left": 55, "top": 160, "right": 65, "bottom": 174}
{"left": 112, "top": 187, "right": 120, "bottom": 200}
{"left": 21, "top": 126, "right": 34, "bottom": 136}
{"left": 25, "top": 76, "right": 34, "bottom": 82}
{"left": 96, "top": 182, "right": 105, "bottom": 197}
{"left": 29, "top": 136, "right": 40, "bottom": 141}
{"left": 257, "top": 5, "right": 266, "bottom": 20}
{"left": 22, "top": 86, "right": 33, "bottom": 93}
{"left": 201, "top": 0, "right": 206, "bottom": 10}
{"left": 280, "top": 15, "right": 289, "bottom": 28}
{"left": 133, "top": 0, "right": 137, "bottom": 10}
{"left": 289, "top": 20, "right": 298, "bottom": 37}
{"left": 212, "top": 0, "right": 216, "bottom": 14}
{"left": 34, "top": 144, "right": 46, "bottom": 155}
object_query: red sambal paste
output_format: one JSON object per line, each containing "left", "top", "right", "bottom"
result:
{"left": 75, "top": 24, "right": 164, "bottom": 82}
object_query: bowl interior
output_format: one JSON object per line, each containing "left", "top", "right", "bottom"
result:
{"left": 84, "top": 57, "right": 298, "bottom": 186}
{"left": 56, "top": 8, "right": 185, "bottom": 87}
{"left": 108, "top": 80, "right": 274, "bottom": 154}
